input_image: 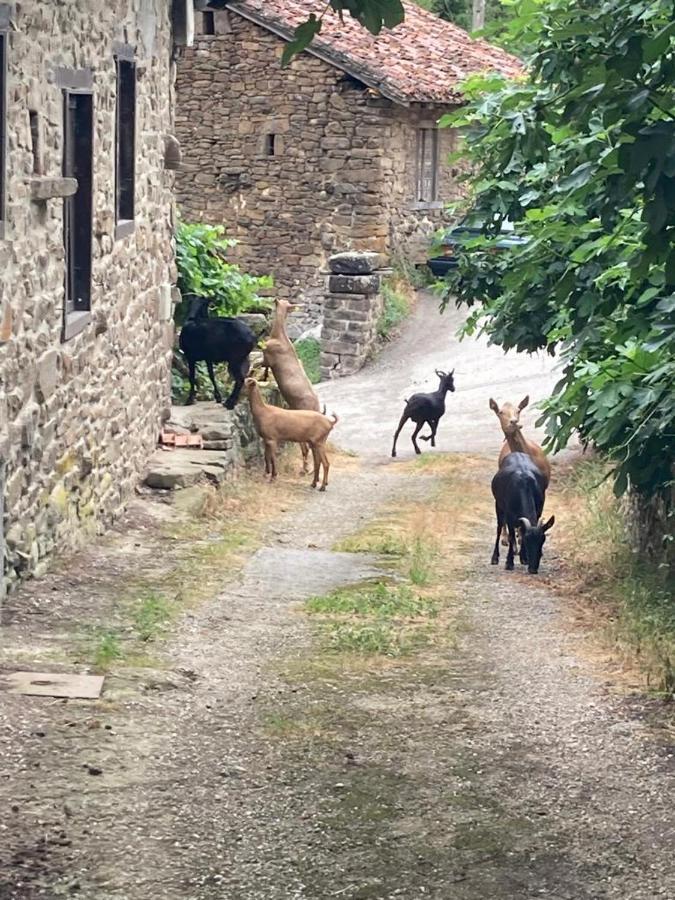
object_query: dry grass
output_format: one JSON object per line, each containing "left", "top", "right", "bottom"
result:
{"left": 548, "top": 458, "right": 675, "bottom": 695}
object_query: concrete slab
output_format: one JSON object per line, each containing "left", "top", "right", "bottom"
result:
{"left": 0, "top": 671, "right": 104, "bottom": 699}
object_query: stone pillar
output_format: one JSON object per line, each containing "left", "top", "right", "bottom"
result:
{"left": 320, "top": 252, "right": 387, "bottom": 380}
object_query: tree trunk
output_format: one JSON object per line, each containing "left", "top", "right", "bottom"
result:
{"left": 472, "top": 0, "right": 486, "bottom": 29}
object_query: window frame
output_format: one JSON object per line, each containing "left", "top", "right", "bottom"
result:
{"left": 414, "top": 127, "right": 440, "bottom": 208}
{"left": 62, "top": 85, "right": 94, "bottom": 341}
{"left": 0, "top": 16, "right": 9, "bottom": 241}
{"left": 114, "top": 45, "right": 136, "bottom": 240}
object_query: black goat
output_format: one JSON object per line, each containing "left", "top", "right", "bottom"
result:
{"left": 391, "top": 369, "right": 455, "bottom": 458}
{"left": 178, "top": 296, "right": 256, "bottom": 409}
{"left": 491, "top": 451, "right": 555, "bottom": 574}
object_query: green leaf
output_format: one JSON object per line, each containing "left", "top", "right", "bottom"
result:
{"left": 281, "top": 15, "right": 322, "bottom": 66}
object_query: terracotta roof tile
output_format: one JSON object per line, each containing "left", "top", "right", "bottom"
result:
{"left": 229, "top": 0, "right": 522, "bottom": 104}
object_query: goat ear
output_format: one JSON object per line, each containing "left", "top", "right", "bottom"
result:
{"left": 518, "top": 395, "right": 530, "bottom": 411}
{"left": 542, "top": 515, "right": 555, "bottom": 532}
{"left": 489, "top": 398, "right": 499, "bottom": 414}
{"left": 450, "top": 369, "right": 455, "bottom": 375}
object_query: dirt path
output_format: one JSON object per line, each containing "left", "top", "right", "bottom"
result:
{"left": 1, "top": 296, "right": 673, "bottom": 900}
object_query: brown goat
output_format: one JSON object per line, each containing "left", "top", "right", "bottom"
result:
{"left": 262, "top": 299, "right": 321, "bottom": 474}
{"left": 246, "top": 378, "right": 338, "bottom": 491}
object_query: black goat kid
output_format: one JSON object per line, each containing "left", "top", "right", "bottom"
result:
{"left": 391, "top": 369, "right": 455, "bottom": 458}
{"left": 179, "top": 296, "right": 256, "bottom": 409}
{"left": 491, "top": 452, "right": 555, "bottom": 574}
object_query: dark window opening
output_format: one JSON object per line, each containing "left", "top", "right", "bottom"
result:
{"left": 115, "top": 58, "right": 136, "bottom": 225}
{"left": 202, "top": 10, "right": 216, "bottom": 34}
{"left": 265, "top": 133, "right": 277, "bottom": 156}
{"left": 0, "top": 32, "right": 7, "bottom": 234}
{"left": 337, "top": 74, "right": 367, "bottom": 93}
{"left": 63, "top": 91, "right": 93, "bottom": 330}
{"left": 29, "top": 110, "right": 41, "bottom": 174}
{"left": 416, "top": 128, "right": 439, "bottom": 203}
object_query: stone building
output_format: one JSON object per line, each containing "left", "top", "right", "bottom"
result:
{"left": 0, "top": 1, "right": 192, "bottom": 590}
{"left": 175, "top": 0, "right": 519, "bottom": 327}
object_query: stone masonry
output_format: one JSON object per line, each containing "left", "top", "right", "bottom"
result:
{"left": 0, "top": 1, "right": 178, "bottom": 589}
{"left": 175, "top": 9, "right": 462, "bottom": 332}
{"left": 320, "top": 252, "right": 386, "bottom": 379}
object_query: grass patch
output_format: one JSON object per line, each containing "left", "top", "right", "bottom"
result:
{"left": 132, "top": 593, "right": 175, "bottom": 643}
{"left": 91, "top": 630, "right": 124, "bottom": 671}
{"left": 554, "top": 458, "right": 675, "bottom": 695}
{"left": 307, "top": 582, "right": 438, "bottom": 619}
{"left": 294, "top": 336, "right": 321, "bottom": 384}
{"left": 306, "top": 565, "right": 442, "bottom": 659}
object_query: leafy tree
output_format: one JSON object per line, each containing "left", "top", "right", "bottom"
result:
{"left": 440, "top": 0, "right": 675, "bottom": 500}
{"left": 175, "top": 222, "right": 272, "bottom": 324}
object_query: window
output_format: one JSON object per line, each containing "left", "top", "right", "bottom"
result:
{"left": 264, "top": 133, "right": 277, "bottom": 157}
{"left": 29, "top": 111, "right": 41, "bottom": 174}
{"left": 415, "top": 128, "right": 439, "bottom": 203}
{"left": 0, "top": 30, "right": 7, "bottom": 238}
{"left": 63, "top": 90, "right": 94, "bottom": 339}
{"left": 115, "top": 57, "right": 136, "bottom": 234}
{"left": 202, "top": 10, "right": 215, "bottom": 34}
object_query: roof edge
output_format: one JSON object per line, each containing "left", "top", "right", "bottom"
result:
{"left": 226, "top": 2, "right": 414, "bottom": 106}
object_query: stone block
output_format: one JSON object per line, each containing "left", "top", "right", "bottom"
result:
{"left": 328, "top": 274, "right": 380, "bottom": 295}
{"left": 36, "top": 349, "right": 61, "bottom": 402}
{"left": 328, "top": 252, "right": 386, "bottom": 275}
{"left": 30, "top": 176, "right": 78, "bottom": 201}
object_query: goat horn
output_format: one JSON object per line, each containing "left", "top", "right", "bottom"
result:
{"left": 435, "top": 369, "right": 445, "bottom": 377}
{"left": 517, "top": 517, "right": 531, "bottom": 529}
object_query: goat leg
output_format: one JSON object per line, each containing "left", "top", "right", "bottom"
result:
{"left": 391, "top": 412, "right": 409, "bottom": 458}
{"left": 206, "top": 361, "right": 222, "bottom": 404}
{"left": 224, "top": 358, "right": 250, "bottom": 409}
{"left": 505, "top": 525, "right": 516, "bottom": 571}
{"left": 186, "top": 358, "right": 197, "bottom": 406}
{"left": 319, "top": 444, "right": 330, "bottom": 491}
{"left": 411, "top": 422, "right": 424, "bottom": 455}
{"left": 310, "top": 444, "right": 321, "bottom": 489}
{"left": 300, "top": 442, "right": 310, "bottom": 475}
{"left": 491, "top": 505, "right": 502, "bottom": 565}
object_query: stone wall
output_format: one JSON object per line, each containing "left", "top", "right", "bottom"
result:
{"left": 320, "top": 252, "right": 386, "bottom": 379}
{"left": 0, "top": 0, "right": 177, "bottom": 589}
{"left": 175, "top": 11, "right": 459, "bottom": 333}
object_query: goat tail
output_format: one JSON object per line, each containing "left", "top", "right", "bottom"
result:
{"left": 329, "top": 413, "right": 339, "bottom": 429}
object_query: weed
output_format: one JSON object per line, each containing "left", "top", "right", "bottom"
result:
{"left": 377, "top": 280, "right": 411, "bottom": 342}
{"left": 92, "top": 630, "right": 124, "bottom": 670}
{"left": 132, "top": 593, "right": 174, "bottom": 643}
{"left": 294, "top": 337, "right": 321, "bottom": 384}
{"left": 408, "top": 535, "right": 436, "bottom": 586}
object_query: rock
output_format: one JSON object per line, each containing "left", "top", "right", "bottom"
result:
{"left": 328, "top": 274, "right": 381, "bottom": 295}
{"left": 144, "top": 448, "right": 234, "bottom": 490}
{"left": 36, "top": 349, "right": 61, "bottom": 402}
{"left": 328, "top": 252, "right": 385, "bottom": 275}
{"left": 238, "top": 312, "right": 270, "bottom": 339}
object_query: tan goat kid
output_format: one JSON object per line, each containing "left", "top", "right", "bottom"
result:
{"left": 246, "top": 378, "right": 338, "bottom": 491}
{"left": 490, "top": 395, "right": 552, "bottom": 546}
{"left": 262, "top": 299, "right": 321, "bottom": 474}
{"left": 490, "top": 395, "right": 551, "bottom": 485}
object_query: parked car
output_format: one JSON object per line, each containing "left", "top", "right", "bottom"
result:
{"left": 426, "top": 216, "right": 527, "bottom": 277}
